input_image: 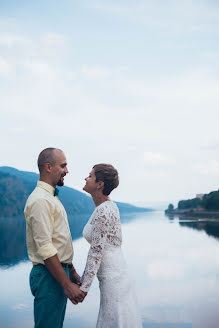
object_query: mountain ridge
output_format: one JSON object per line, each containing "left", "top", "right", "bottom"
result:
{"left": 0, "top": 166, "right": 152, "bottom": 217}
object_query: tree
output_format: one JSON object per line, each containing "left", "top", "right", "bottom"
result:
{"left": 178, "top": 198, "right": 202, "bottom": 209}
{"left": 202, "top": 191, "right": 219, "bottom": 211}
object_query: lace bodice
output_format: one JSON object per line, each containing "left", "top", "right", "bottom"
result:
{"left": 80, "top": 201, "right": 122, "bottom": 292}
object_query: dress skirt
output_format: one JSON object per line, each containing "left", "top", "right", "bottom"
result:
{"left": 96, "top": 246, "right": 142, "bottom": 328}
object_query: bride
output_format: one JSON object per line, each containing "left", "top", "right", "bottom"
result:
{"left": 79, "top": 163, "right": 142, "bottom": 328}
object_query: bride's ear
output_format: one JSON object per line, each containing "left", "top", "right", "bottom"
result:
{"left": 97, "top": 181, "right": 104, "bottom": 190}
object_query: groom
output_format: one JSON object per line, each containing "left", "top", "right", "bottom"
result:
{"left": 24, "top": 148, "right": 86, "bottom": 328}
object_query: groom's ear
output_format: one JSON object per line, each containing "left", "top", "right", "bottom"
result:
{"left": 44, "top": 162, "right": 52, "bottom": 173}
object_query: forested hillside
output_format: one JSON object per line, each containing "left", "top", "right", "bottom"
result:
{"left": 0, "top": 166, "right": 150, "bottom": 217}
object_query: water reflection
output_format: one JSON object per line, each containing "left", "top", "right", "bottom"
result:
{"left": 0, "top": 212, "right": 142, "bottom": 267}
{"left": 165, "top": 213, "right": 219, "bottom": 241}
{"left": 0, "top": 216, "right": 28, "bottom": 267}
{"left": 1, "top": 211, "right": 219, "bottom": 328}
{"left": 179, "top": 220, "right": 219, "bottom": 241}
{"left": 0, "top": 214, "right": 93, "bottom": 267}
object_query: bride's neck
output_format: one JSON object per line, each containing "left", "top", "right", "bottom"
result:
{"left": 92, "top": 193, "right": 110, "bottom": 207}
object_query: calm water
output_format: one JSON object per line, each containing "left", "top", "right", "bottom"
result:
{"left": 1, "top": 211, "right": 219, "bottom": 328}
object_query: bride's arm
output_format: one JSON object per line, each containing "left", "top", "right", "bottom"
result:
{"left": 80, "top": 206, "right": 109, "bottom": 293}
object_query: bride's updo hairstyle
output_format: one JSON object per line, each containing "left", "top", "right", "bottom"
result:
{"left": 93, "top": 164, "right": 119, "bottom": 196}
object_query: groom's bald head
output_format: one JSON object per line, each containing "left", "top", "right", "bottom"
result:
{"left": 38, "top": 147, "right": 62, "bottom": 173}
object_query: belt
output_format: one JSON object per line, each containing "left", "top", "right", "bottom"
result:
{"left": 61, "top": 263, "right": 73, "bottom": 269}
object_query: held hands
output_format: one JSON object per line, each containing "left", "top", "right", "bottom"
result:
{"left": 63, "top": 281, "right": 87, "bottom": 305}
{"left": 68, "top": 267, "right": 87, "bottom": 304}
{"left": 44, "top": 256, "right": 86, "bottom": 305}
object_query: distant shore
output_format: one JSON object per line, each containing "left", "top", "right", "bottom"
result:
{"left": 165, "top": 209, "right": 219, "bottom": 219}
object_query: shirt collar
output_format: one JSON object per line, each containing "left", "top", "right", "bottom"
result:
{"left": 37, "top": 181, "right": 55, "bottom": 196}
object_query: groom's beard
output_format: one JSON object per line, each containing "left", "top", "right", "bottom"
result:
{"left": 57, "top": 175, "right": 65, "bottom": 186}
{"left": 57, "top": 179, "right": 64, "bottom": 186}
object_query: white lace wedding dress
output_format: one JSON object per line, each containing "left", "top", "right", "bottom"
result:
{"left": 80, "top": 200, "right": 142, "bottom": 328}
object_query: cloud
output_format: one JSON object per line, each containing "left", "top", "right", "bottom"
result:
{"left": 13, "top": 303, "right": 29, "bottom": 310}
{"left": 1, "top": 2, "right": 219, "bottom": 202}
{"left": 41, "top": 33, "right": 67, "bottom": 48}
{"left": 0, "top": 35, "right": 29, "bottom": 47}
{"left": 85, "top": 0, "right": 219, "bottom": 35}
{"left": 147, "top": 260, "right": 184, "bottom": 280}
{"left": 25, "top": 59, "right": 58, "bottom": 80}
{"left": 0, "top": 57, "right": 12, "bottom": 75}
{"left": 81, "top": 64, "right": 111, "bottom": 80}
{"left": 193, "top": 160, "right": 219, "bottom": 176}
{"left": 201, "top": 141, "right": 219, "bottom": 151}
{"left": 121, "top": 69, "right": 219, "bottom": 107}
{"left": 143, "top": 152, "right": 175, "bottom": 166}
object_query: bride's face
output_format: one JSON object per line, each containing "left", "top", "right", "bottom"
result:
{"left": 83, "top": 169, "right": 98, "bottom": 194}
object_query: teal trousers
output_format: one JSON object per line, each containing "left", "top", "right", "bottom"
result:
{"left": 29, "top": 264, "right": 70, "bottom": 328}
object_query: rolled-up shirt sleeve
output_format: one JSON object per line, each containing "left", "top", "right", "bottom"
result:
{"left": 29, "top": 199, "right": 57, "bottom": 260}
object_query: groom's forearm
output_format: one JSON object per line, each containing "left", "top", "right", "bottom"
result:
{"left": 70, "top": 264, "right": 81, "bottom": 285}
{"left": 70, "top": 264, "right": 76, "bottom": 273}
{"left": 44, "top": 254, "right": 85, "bottom": 304}
{"left": 44, "top": 254, "right": 70, "bottom": 288}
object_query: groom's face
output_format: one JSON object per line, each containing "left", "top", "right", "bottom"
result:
{"left": 50, "top": 150, "right": 69, "bottom": 187}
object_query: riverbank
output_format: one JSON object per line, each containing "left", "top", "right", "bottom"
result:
{"left": 165, "top": 209, "right": 219, "bottom": 219}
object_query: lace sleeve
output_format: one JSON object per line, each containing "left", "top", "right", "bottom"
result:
{"left": 80, "top": 206, "right": 109, "bottom": 293}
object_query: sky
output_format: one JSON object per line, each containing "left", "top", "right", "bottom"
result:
{"left": 1, "top": 0, "right": 219, "bottom": 205}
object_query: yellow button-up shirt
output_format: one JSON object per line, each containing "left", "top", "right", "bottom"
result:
{"left": 24, "top": 181, "right": 74, "bottom": 265}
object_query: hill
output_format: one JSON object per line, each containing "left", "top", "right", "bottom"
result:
{"left": 0, "top": 166, "right": 151, "bottom": 217}
{"left": 165, "top": 189, "right": 219, "bottom": 218}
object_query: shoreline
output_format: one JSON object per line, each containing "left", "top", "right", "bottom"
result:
{"left": 165, "top": 209, "right": 219, "bottom": 219}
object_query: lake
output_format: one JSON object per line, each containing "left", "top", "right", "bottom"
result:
{"left": 1, "top": 211, "right": 219, "bottom": 328}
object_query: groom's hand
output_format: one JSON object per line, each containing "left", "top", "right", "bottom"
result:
{"left": 70, "top": 269, "right": 81, "bottom": 286}
{"left": 63, "top": 281, "right": 85, "bottom": 305}
{"left": 80, "top": 290, "right": 87, "bottom": 299}
{"left": 44, "top": 256, "right": 84, "bottom": 304}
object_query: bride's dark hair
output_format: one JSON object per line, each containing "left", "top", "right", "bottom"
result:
{"left": 93, "top": 164, "right": 119, "bottom": 196}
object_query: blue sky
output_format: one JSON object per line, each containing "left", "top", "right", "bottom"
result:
{"left": 1, "top": 0, "right": 219, "bottom": 204}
